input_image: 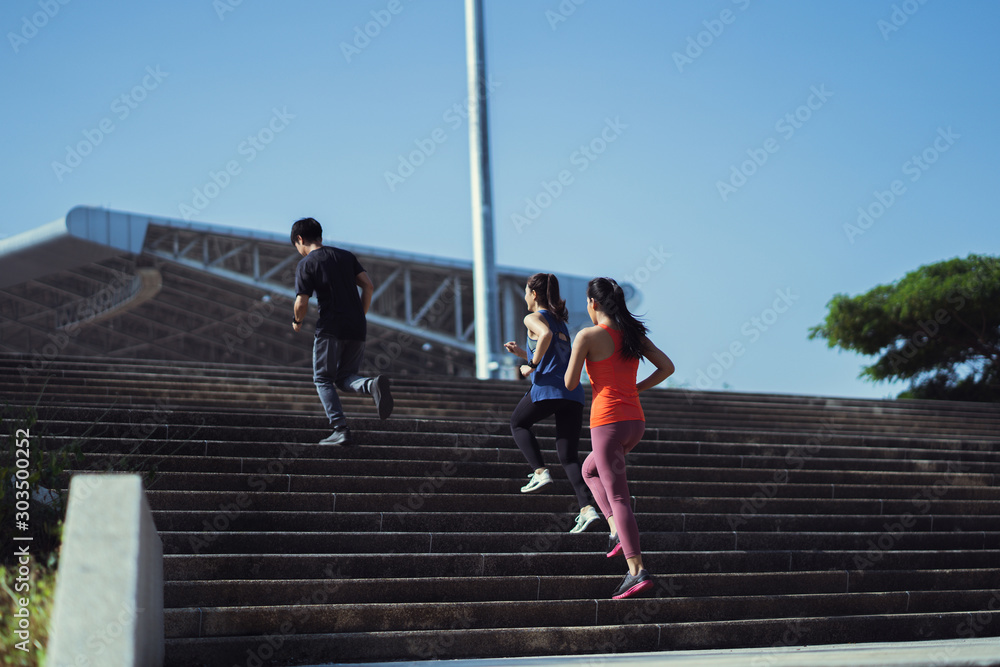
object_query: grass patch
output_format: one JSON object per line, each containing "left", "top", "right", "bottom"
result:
{"left": 0, "top": 555, "right": 57, "bottom": 666}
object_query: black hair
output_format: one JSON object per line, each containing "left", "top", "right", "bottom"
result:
{"left": 290, "top": 217, "right": 322, "bottom": 245}
{"left": 527, "top": 273, "right": 569, "bottom": 322}
{"left": 587, "top": 277, "right": 647, "bottom": 360}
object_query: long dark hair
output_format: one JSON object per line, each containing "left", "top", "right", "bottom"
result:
{"left": 527, "top": 273, "right": 569, "bottom": 322}
{"left": 588, "top": 277, "right": 647, "bottom": 360}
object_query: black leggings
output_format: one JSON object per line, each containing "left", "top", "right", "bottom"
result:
{"left": 510, "top": 393, "right": 590, "bottom": 509}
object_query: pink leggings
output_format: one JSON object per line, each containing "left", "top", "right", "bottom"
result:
{"left": 583, "top": 420, "right": 645, "bottom": 559}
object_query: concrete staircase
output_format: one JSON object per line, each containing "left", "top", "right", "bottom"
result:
{"left": 4, "top": 353, "right": 1000, "bottom": 665}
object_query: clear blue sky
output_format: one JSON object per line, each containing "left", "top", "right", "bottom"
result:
{"left": 2, "top": 1, "right": 998, "bottom": 400}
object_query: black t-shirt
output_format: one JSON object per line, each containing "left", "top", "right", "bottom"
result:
{"left": 294, "top": 246, "right": 367, "bottom": 340}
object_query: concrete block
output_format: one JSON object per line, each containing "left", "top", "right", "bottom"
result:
{"left": 47, "top": 474, "right": 164, "bottom": 667}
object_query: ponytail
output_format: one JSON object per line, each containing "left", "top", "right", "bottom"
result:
{"left": 526, "top": 272, "right": 569, "bottom": 322}
{"left": 587, "top": 277, "right": 647, "bottom": 360}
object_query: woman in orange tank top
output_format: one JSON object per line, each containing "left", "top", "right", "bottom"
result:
{"left": 565, "top": 277, "right": 675, "bottom": 599}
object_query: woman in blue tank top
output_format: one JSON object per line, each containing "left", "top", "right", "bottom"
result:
{"left": 503, "top": 273, "right": 599, "bottom": 534}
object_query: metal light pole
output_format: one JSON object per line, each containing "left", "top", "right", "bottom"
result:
{"left": 465, "top": 0, "right": 501, "bottom": 379}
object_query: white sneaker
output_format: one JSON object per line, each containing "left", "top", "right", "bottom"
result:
{"left": 520, "top": 469, "right": 552, "bottom": 493}
{"left": 569, "top": 506, "right": 601, "bottom": 533}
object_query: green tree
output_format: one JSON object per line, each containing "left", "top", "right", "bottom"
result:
{"left": 809, "top": 254, "right": 1000, "bottom": 401}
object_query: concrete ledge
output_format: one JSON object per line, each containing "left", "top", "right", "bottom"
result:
{"left": 312, "top": 637, "right": 1000, "bottom": 667}
{"left": 48, "top": 474, "right": 164, "bottom": 667}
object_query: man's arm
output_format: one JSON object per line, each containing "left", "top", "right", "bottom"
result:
{"left": 356, "top": 271, "right": 374, "bottom": 315}
{"left": 292, "top": 294, "right": 309, "bottom": 332}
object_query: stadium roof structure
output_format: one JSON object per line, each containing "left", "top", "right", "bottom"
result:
{"left": 0, "top": 206, "right": 620, "bottom": 377}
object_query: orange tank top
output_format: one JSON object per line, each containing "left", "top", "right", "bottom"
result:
{"left": 585, "top": 324, "right": 645, "bottom": 428}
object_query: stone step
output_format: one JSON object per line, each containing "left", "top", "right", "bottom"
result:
{"left": 67, "top": 456, "right": 1000, "bottom": 493}
{"left": 149, "top": 510, "right": 1000, "bottom": 535}
{"left": 161, "top": 568, "right": 998, "bottom": 607}
{"left": 117, "top": 472, "right": 1000, "bottom": 506}
{"left": 19, "top": 374, "right": 992, "bottom": 417}
{"left": 70, "top": 440, "right": 1000, "bottom": 475}
{"left": 71, "top": 450, "right": 1000, "bottom": 490}
{"left": 11, "top": 354, "right": 999, "bottom": 418}
{"left": 44, "top": 426, "right": 1000, "bottom": 473}
{"left": 142, "top": 489, "right": 1000, "bottom": 517}
{"left": 161, "top": 550, "right": 1000, "bottom": 581}
{"left": 14, "top": 371, "right": 1000, "bottom": 434}
{"left": 163, "top": 589, "right": 1000, "bottom": 638}
{"left": 31, "top": 408, "right": 1000, "bottom": 457}
{"left": 12, "top": 366, "right": 1000, "bottom": 438}
{"left": 19, "top": 366, "right": 998, "bottom": 420}
{"left": 161, "top": 610, "right": 1000, "bottom": 665}
{"left": 23, "top": 388, "right": 1000, "bottom": 438}
{"left": 156, "top": 530, "right": 1000, "bottom": 556}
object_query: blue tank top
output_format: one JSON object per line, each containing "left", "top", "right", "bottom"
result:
{"left": 528, "top": 310, "right": 584, "bottom": 404}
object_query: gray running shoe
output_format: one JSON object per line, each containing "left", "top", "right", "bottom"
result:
{"left": 611, "top": 569, "right": 653, "bottom": 600}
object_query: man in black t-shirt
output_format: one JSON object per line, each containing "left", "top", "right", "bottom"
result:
{"left": 291, "top": 217, "right": 393, "bottom": 445}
